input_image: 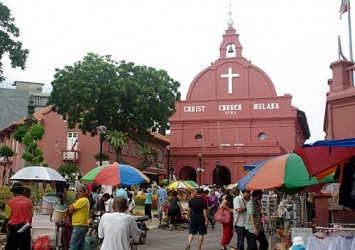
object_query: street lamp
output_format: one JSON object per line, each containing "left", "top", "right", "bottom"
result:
{"left": 166, "top": 145, "right": 170, "bottom": 184}
{"left": 98, "top": 125, "right": 107, "bottom": 166}
{"left": 198, "top": 154, "right": 202, "bottom": 186}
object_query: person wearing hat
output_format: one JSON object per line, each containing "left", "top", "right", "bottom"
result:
{"left": 1, "top": 182, "right": 33, "bottom": 250}
{"left": 290, "top": 236, "right": 305, "bottom": 250}
{"left": 69, "top": 184, "right": 90, "bottom": 250}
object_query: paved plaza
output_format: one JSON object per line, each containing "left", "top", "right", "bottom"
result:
{"left": 136, "top": 218, "right": 276, "bottom": 250}
{"left": 137, "top": 222, "right": 230, "bottom": 250}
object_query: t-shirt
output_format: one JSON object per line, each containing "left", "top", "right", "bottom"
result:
{"left": 169, "top": 197, "right": 180, "bottom": 210}
{"left": 98, "top": 212, "right": 141, "bottom": 250}
{"left": 233, "top": 195, "right": 247, "bottom": 227}
{"left": 156, "top": 188, "right": 167, "bottom": 205}
{"left": 144, "top": 192, "right": 153, "bottom": 204}
{"left": 306, "top": 235, "right": 331, "bottom": 250}
{"left": 115, "top": 188, "right": 128, "bottom": 199}
{"left": 96, "top": 198, "right": 106, "bottom": 212}
{"left": 72, "top": 197, "right": 90, "bottom": 226}
{"left": 5, "top": 196, "right": 33, "bottom": 225}
{"left": 207, "top": 195, "right": 218, "bottom": 208}
{"left": 188, "top": 196, "right": 207, "bottom": 221}
{"left": 128, "top": 199, "right": 135, "bottom": 212}
{"left": 245, "top": 199, "right": 263, "bottom": 233}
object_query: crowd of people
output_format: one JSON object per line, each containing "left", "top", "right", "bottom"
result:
{"left": 0, "top": 179, "right": 274, "bottom": 250}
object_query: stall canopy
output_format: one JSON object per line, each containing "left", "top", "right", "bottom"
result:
{"left": 294, "top": 138, "right": 355, "bottom": 177}
{"left": 239, "top": 153, "right": 334, "bottom": 194}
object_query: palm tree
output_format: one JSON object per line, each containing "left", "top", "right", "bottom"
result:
{"left": 138, "top": 145, "right": 156, "bottom": 171}
{"left": 104, "top": 130, "right": 128, "bottom": 163}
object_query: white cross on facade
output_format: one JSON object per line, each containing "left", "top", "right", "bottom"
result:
{"left": 221, "top": 67, "right": 240, "bottom": 94}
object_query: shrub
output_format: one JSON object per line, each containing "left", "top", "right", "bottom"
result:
{"left": 0, "top": 184, "right": 54, "bottom": 208}
{"left": 0, "top": 186, "right": 13, "bottom": 208}
{"left": 133, "top": 194, "right": 158, "bottom": 209}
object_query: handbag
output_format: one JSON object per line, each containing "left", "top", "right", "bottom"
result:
{"left": 214, "top": 208, "right": 231, "bottom": 224}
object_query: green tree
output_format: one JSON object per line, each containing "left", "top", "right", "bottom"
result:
{"left": 104, "top": 130, "right": 128, "bottom": 163}
{"left": 48, "top": 53, "right": 181, "bottom": 137}
{"left": 57, "top": 163, "right": 81, "bottom": 181}
{"left": 137, "top": 145, "right": 156, "bottom": 171}
{"left": 0, "top": 145, "right": 14, "bottom": 164}
{"left": 0, "top": 3, "right": 29, "bottom": 82}
{"left": 14, "top": 124, "right": 45, "bottom": 166}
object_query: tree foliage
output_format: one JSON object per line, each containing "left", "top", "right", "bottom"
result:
{"left": 0, "top": 145, "right": 14, "bottom": 164}
{"left": 104, "top": 130, "right": 128, "bottom": 163}
{"left": 57, "top": 163, "right": 81, "bottom": 181}
{"left": 0, "top": 3, "right": 29, "bottom": 82}
{"left": 14, "top": 124, "right": 45, "bottom": 166}
{"left": 137, "top": 145, "right": 157, "bottom": 171}
{"left": 48, "top": 53, "right": 181, "bottom": 137}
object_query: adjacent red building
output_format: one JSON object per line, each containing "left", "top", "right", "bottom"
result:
{"left": 324, "top": 60, "right": 355, "bottom": 139}
{"left": 169, "top": 20, "right": 310, "bottom": 186}
{"left": 0, "top": 107, "right": 168, "bottom": 186}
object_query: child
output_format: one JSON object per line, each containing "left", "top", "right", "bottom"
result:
{"left": 128, "top": 192, "right": 135, "bottom": 215}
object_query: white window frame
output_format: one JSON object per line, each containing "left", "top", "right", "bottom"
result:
{"left": 67, "top": 132, "right": 78, "bottom": 151}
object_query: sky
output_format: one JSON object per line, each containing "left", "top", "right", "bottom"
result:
{"left": 1, "top": 0, "right": 350, "bottom": 143}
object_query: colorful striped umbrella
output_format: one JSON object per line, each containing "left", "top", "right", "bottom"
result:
{"left": 238, "top": 153, "right": 334, "bottom": 194}
{"left": 167, "top": 180, "right": 195, "bottom": 190}
{"left": 184, "top": 180, "right": 199, "bottom": 188}
{"left": 81, "top": 163, "right": 150, "bottom": 186}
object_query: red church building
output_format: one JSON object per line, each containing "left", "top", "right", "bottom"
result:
{"left": 169, "top": 18, "right": 310, "bottom": 186}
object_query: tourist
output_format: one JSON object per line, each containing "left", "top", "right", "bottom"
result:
{"left": 168, "top": 190, "right": 183, "bottom": 231}
{"left": 127, "top": 192, "right": 135, "bottom": 215}
{"left": 234, "top": 189, "right": 251, "bottom": 250}
{"left": 219, "top": 189, "right": 234, "bottom": 250}
{"left": 69, "top": 184, "right": 90, "bottom": 250}
{"left": 185, "top": 188, "right": 208, "bottom": 250}
{"left": 144, "top": 188, "right": 153, "bottom": 221}
{"left": 156, "top": 184, "right": 168, "bottom": 227}
{"left": 1, "top": 182, "right": 33, "bottom": 250}
{"left": 98, "top": 197, "right": 141, "bottom": 250}
{"left": 207, "top": 188, "right": 219, "bottom": 230}
{"left": 56, "top": 179, "right": 69, "bottom": 204}
{"left": 245, "top": 190, "right": 268, "bottom": 250}
{"left": 115, "top": 185, "right": 128, "bottom": 198}
{"left": 96, "top": 193, "right": 110, "bottom": 214}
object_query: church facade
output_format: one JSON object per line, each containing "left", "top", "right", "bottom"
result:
{"left": 169, "top": 20, "right": 310, "bottom": 186}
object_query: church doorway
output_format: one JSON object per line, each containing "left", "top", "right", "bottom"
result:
{"left": 179, "top": 166, "right": 197, "bottom": 182}
{"left": 213, "top": 165, "right": 231, "bottom": 187}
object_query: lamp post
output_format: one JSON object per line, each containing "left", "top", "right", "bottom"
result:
{"left": 166, "top": 145, "right": 170, "bottom": 184}
{"left": 98, "top": 125, "right": 107, "bottom": 166}
{"left": 198, "top": 153, "right": 202, "bottom": 186}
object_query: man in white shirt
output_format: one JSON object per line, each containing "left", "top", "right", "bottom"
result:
{"left": 98, "top": 197, "right": 141, "bottom": 250}
{"left": 233, "top": 189, "right": 251, "bottom": 250}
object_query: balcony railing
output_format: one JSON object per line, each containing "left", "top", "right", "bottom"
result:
{"left": 62, "top": 150, "right": 79, "bottom": 162}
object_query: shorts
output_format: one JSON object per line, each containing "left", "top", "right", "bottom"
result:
{"left": 189, "top": 219, "right": 207, "bottom": 235}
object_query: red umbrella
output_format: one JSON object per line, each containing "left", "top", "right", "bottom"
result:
{"left": 294, "top": 138, "right": 355, "bottom": 177}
